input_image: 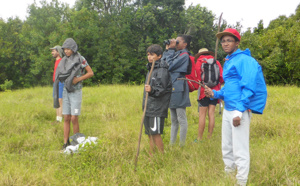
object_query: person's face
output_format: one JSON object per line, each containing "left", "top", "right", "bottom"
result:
{"left": 147, "top": 52, "right": 161, "bottom": 63}
{"left": 51, "top": 49, "right": 59, "bottom": 58}
{"left": 220, "top": 35, "right": 240, "bottom": 55}
{"left": 64, "top": 48, "right": 74, "bottom": 57}
{"left": 176, "top": 37, "right": 187, "bottom": 51}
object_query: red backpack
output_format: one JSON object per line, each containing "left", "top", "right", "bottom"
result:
{"left": 180, "top": 52, "right": 200, "bottom": 92}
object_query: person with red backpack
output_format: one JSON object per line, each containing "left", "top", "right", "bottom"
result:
{"left": 194, "top": 48, "right": 224, "bottom": 142}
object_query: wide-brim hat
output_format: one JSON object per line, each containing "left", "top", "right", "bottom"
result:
{"left": 197, "top": 48, "right": 214, "bottom": 56}
{"left": 216, "top": 28, "right": 241, "bottom": 41}
{"left": 194, "top": 48, "right": 214, "bottom": 62}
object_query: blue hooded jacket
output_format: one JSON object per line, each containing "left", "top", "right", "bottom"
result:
{"left": 213, "top": 48, "right": 267, "bottom": 114}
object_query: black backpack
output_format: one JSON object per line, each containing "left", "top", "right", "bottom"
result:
{"left": 200, "top": 58, "right": 220, "bottom": 88}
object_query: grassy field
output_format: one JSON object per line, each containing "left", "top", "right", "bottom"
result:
{"left": 0, "top": 85, "right": 299, "bottom": 185}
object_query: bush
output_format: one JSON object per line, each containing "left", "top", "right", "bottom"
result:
{"left": 0, "top": 79, "right": 13, "bottom": 91}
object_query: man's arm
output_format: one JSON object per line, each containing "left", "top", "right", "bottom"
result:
{"left": 235, "top": 58, "right": 258, "bottom": 112}
{"left": 232, "top": 58, "right": 258, "bottom": 127}
{"left": 204, "top": 87, "right": 225, "bottom": 100}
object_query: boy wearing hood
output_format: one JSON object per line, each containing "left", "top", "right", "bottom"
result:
{"left": 143, "top": 44, "right": 172, "bottom": 155}
{"left": 54, "top": 38, "right": 94, "bottom": 150}
{"left": 204, "top": 28, "right": 267, "bottom": 186}
{"left": 50, "top": 45, "right": 64, "bottom": 123}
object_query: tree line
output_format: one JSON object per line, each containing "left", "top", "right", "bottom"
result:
{"left": 0, "top": 0, "right": 299, "bottom": 90}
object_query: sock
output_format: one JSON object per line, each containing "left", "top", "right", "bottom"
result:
{"left": 57, "top": 116, "right": 63, "bottom": 122}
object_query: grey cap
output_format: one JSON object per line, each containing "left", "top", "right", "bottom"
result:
{"left": 50, "top": 45, "right": 64, "bottom": 58}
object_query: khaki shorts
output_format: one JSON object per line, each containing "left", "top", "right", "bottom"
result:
{"left": 62, "top": 88, "right": 82, "bottom": 115}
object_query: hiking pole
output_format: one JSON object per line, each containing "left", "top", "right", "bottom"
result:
{"left": 177, "top": 78, "right": 206, "bottom": 88}
{"left": 215, "top": 12, "right": 223, "bottom": 116}
{"left": 134, "top": 59, "right": 155, "bottom": 171}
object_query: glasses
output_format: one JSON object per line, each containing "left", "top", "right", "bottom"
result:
{"left": 220, "top": 39, "right": 235, "bottom": 44}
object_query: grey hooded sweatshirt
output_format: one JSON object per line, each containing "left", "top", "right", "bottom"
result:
{"left": 53, "top": 38, "right": 82, "bottom": 108}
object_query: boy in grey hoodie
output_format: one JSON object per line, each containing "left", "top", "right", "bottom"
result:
{"left": 55, "top": 38, "right": 94, "bottom": 150}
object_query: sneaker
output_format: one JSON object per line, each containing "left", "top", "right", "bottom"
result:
{"left": 61, "top": 139, "right": 71, "bottom": 151}
{"left": 194, "top": 139, "right": 203, "bottom": 143}
{"left": 62, "top": 143, "right": 68, "bottom": 151}
{"left": 67, "top": 139, "right": 71, "bottom": 146}
{"left": 236, "top": 180, "right": 247, "bottom": 186}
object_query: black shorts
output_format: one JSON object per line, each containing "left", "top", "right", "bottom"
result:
{"left": 144, "top": 116, "right": 165, "bottom": 135}
{"left": 198, "top": 97, "right": 218, "bottom": 107}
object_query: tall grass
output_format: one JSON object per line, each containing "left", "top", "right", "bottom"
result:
{"left": 0, "top": 85, "right": 299, "bottom": 185}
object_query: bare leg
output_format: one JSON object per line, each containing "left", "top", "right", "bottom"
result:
{"left": 207, "top": 104, "right": 216, "bottom": 139}
{"left": 148, "top": 135, "right": 154, "bottom": 156}
{"left": 64, "top": 115, "right": 71, "bottom": 144}
{"left": 198, "top": 107, "right": 208, "bottom": 140}
{"left": 149, "top": 134, "right": 164, "bottom": 155}
{"left": 71, "top": 115, "right": 79, "bottom": 134}
{"left": 152, "top": 134, "right": 164, "bottom": 153}
{"left": 58, "top": 98, "right": 63, "bottom": 117}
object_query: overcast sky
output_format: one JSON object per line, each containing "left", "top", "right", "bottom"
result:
{"left": 0, "top": 0, "right": 299, "bottom": 32}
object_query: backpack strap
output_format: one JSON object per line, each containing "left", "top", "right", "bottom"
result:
{"left": 180, "top": 52, "right": 189, "bottom": 56}
{"left": 214, "top": 62, "right": 219, "bottom": 83}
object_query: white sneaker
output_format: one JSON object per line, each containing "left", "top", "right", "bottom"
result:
{"left": 236, "top": 180, "right": 247, "bottom": 186}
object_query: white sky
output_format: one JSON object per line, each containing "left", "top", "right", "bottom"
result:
{"left": 185, "top": 0, "right": 299, "bottom": 32}
{"left": 0, "top": 0, "right": 299, "bottom": 32}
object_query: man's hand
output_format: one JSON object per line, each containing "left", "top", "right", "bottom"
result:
{"left": 233, "top": 116, "right": 241, "bottom": 127}
{"left": 204, "top": 86, "right": 214, "bottom": 98}
{"left": 72, "top": 77, "right": 81, "bottom": 85}
{"left": 145, "top": 85, "right": 151, "bottom": 93}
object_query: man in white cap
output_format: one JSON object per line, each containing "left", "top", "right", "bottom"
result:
{"left": 50, "top": 45, "right": 64, "bottom": 123}
{"left": 205, "top": 28, "right": 267, "bottom": 186}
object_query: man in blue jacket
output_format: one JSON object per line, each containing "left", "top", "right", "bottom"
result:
{"left": 205, "top": 28, "right": 267, "bottom": 186}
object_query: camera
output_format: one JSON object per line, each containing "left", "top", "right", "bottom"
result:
{"left": 163, "top": 39, "right": 179, "bottom": 45}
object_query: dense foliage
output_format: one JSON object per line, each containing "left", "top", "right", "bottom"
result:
{"left": 0, "top": 0, "right": 299, "bottom": 90}
{"left": 240, "top": 7, "right": 300, "bottom": 86}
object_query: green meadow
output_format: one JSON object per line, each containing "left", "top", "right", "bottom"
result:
{"left": 0, "top": 85, "right": 299, "bottom": 185}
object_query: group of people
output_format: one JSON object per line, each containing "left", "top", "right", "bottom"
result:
{"left": 142, "top": 28, "right": 267, "bottom": 186}
{"left": 143, "top": 34, "right": 223, "bottom": 152}
{"left": 51, "top": 28, "right": 267, "bottom": 186}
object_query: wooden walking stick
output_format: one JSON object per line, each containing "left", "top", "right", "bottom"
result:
{"left": 215, "top": 13, "right": 223, "bottom": 115}
{"left": 177, "top": 78, "right": 206, "bottom": 88}
{"left": 134, "top": 59, "right": 155, "bottom": 171}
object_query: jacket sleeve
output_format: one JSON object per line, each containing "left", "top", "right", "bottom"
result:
{"left": 164, "top": 49, "right": 189, "bottom": 72}
{"left": 213, "top": 87, "right": 225, "bottom": 100}
{"left": 217, "top": 61, "right": 224, "bottom": 84}
{"left": 149, "top": 68, "right": 171, "bottom": 98}
{"left": 235, "top": 58, "right": 258, "bottom": 112}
